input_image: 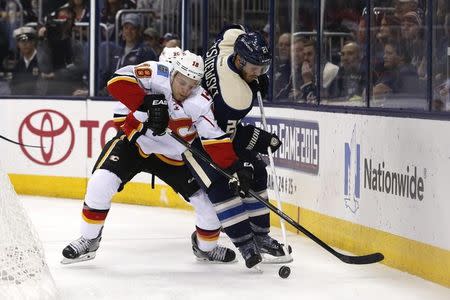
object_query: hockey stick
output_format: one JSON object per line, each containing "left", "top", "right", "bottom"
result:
{"left": 255, "top": 90, "right": 291, "bottom": 260}
{"left": 168, "top": 130, "right": 384, "bottom": 265}
{"left": 0, "top": 134, "right": 43, "bottom": 148}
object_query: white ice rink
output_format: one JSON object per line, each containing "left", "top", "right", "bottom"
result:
{"left": 21, "top": 196, "right": 449, "bottom": 300}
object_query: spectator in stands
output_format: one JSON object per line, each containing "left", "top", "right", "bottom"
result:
{"left": 38, "top": 6, "right": 87, "bottom": 95}
{"left": 100, "top": 13, "right": 157, "bottom": 90}
{"left": 100, "top": 0, "right": 136, "bottom": 41}
{"left": 69, "top": 0, "right": 89, "bottom": 22}
{"left": 273, "top": 32, "right": 291, "bottom": 100}
{"left": 261, "top": 23, "right": 270, "bottom": 44}
{"left": 332, "top": 41, "right": 366, "bottom": 101}
{"left": 161, "top": 32, "right": 179, "bottom": 47}
{"left": 276, "top": 33, "right": 291, "bottom": 65}
{"left": 297, "top": 39, "right": 339, "bottom": 102}
{"left": 9, "top": 26, "right": 43, "bottom": 95}
{"left": 165, "top": 38, "right": 180, "bottom": 48}
{"left": 143, "top": 27, "right": 162, "bottom": 55}
{"left": 66, "top": 0, "right": 90, "bottom": 43}
{"left": 114, "top": 13, "right": 157, "bottom": 67}
{"left": 275, "top": 37, "right": 305, "bottom": 101}
{"left": 401, "top": 11, "right": 425, "bottom": 78}
{"left": 377, "top": 14, "right": 402, "bottom": 45}
{"left": 373, "top": 14, "right": 402, "bottom": 83}
{"left": 373, "top": 40, "right": 421, "bottom": 98}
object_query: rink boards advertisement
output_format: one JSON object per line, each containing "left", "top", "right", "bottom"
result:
{"left": 0, "top": 99, "right": 449, "bottom": 286}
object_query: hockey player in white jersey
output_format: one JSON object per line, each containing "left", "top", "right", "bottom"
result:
{"left": 61, "top": 50, "right": 237, "bottom": 264}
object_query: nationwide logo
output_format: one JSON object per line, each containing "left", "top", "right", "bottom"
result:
{"left": 19, "top": 109, "right": 75, "bottom": 165}
{"left": 363, "top": 160, "right": 425, "bottom": 201}
{"left": 344, "top": 125, "right": 360, "bottom": 213}
{"left": 344, "top": 125, "right": 425, "bottom": 213}
{"left": 245, "top": 117, "right": 319, "bottom": 174}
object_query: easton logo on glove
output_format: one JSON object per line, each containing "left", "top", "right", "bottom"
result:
{"left": 152, "top": 99, "right": 168, "bottom": 106}
{"left": 141, "top": 94, "right": 169, "bottom": 136}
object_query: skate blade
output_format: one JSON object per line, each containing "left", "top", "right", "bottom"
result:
{"left": 261, "top": 253, "right": 293, "bottom": 264}
{"left": 60, "top": 251, "right": 97, "bottom": 265}
{"left": 195, "top": 257, "right": 238, "bottom": 264}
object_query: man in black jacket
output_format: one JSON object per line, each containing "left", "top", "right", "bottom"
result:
{"left": 9, "top": 26, "right": 43, "bottom": 95}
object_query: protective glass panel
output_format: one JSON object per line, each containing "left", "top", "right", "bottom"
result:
{"left": 370, "top": 0, "right": 428, "bottom": 110}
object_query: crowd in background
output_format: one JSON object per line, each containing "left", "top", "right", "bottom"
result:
{"left": 0, "top": 0, "right": 178, "bottom": 96}
{"left": 271, "top": 0, "right": 450, "bottom": 110}
{"left": 0, "top": 0, "right": 449, "bottom": 111}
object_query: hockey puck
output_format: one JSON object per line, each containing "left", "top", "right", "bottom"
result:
{"left": 278, "top": 265, "right": 290, "bottom": 278}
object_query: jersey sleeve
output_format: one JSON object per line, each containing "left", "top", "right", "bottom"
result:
{"left": 106, "top": 61, "right": 158, "bottom": 112}
{"left": 185, "top": 89, "right": 238, "bottom": 169}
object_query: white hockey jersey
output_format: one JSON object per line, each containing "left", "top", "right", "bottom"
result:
{"left": 107, "top": 60, "right": 237, "bottom": 167}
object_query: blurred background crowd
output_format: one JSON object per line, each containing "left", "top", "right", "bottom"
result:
{"left": 0, "top": 0, "right": 448, "bottom": 112}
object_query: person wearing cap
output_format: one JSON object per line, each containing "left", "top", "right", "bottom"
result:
{"left": 103, "top": 13, "right": 157, "bottom": 90}
{"left": 9, "top": 26, "right": 43, "bottom": 95}
{"left": 143, "top": 27, "right": 162, "bottom": 55}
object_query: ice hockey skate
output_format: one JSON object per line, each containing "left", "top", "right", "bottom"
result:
{"left": 191, "top": 232, "right": 237, "bottom": 263}
{"left": 255, "top": 234, "right": 293, "bottom": 264}
{"left": 61, "top": 231, "right": 102, "bottom": 265}
{"left": 238, "top": 240, "right": 262, "bottom": 269}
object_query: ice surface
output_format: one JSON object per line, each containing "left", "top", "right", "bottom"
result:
{"left": 20, "top": 196, "right": 449, "bottom": 300}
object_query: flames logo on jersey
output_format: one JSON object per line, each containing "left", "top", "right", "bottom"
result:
{"left": 169, "top": 118, "right": 197, "bottom": 142}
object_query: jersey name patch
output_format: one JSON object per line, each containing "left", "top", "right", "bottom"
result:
{"left": 157, "top": 64, "right": 169, "bottom": 77}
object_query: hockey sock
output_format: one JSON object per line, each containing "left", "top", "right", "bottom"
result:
{"left": 80, "top": 202, "right": 109, "bottom": 239}
{"left": 195, "top": 226, "right": 220, "bottom": 252}
{"left": 242, "top": 191, "right": 270, "bottom": 235}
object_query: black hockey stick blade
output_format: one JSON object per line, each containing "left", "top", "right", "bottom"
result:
{"left": 0, "top": 134, "right": 43, "bottom": 148}
{"left": 338, "top": 252, "right": 384, "bottom": 265}
{"left": 168, "top": 130, "right": 384, "bottom": 265}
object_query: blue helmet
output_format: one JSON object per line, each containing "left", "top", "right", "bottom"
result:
{"left": 234, "top": 32, "right": 271, "bottom": 67}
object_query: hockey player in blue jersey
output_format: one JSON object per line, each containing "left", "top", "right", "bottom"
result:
{"left": 185, "top": 24, "right": 292, "bottom": 269}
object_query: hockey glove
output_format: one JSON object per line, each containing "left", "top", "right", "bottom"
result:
{"left": 233, "top": 124, "right": 282, "bottom": 155}
{"left": 140, "top": 94, "right": 169, "bottom": 136}
{"left": 228, "top": 160, "right": 254, "bottom": 198}
{"left": 249, "top": 74, "right": 269, "bottom": 98}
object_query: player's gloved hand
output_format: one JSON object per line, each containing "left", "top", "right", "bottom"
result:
{"left": 233, "top": 124, "right": 282, "bottom": 154}
{"left": 256, "top": 74, "right": 269, "bottom": 98}
{"left": 249, "top": 74, "right": 269, "bottom": 98}
{"left": 228, "top": 160, "right": 254, "bottom": 198}
{"left": 140, "top": 94, "right": 169, "bottom": 136}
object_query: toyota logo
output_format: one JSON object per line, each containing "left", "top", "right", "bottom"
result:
{"left": 19, "top": 109, "right": 75, "bottom": 165}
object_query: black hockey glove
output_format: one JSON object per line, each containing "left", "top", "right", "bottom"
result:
{"left": 140, "top": 94, "right": 169, "bottom": 136}
{"left": 228, "top": 160, "right": 254, "bottom": 198}
{"left": 233, "top": 124, "right": 282, "bottom": 155}
{"left": 249, "top": 74, "right": 269, "bottom": 98}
